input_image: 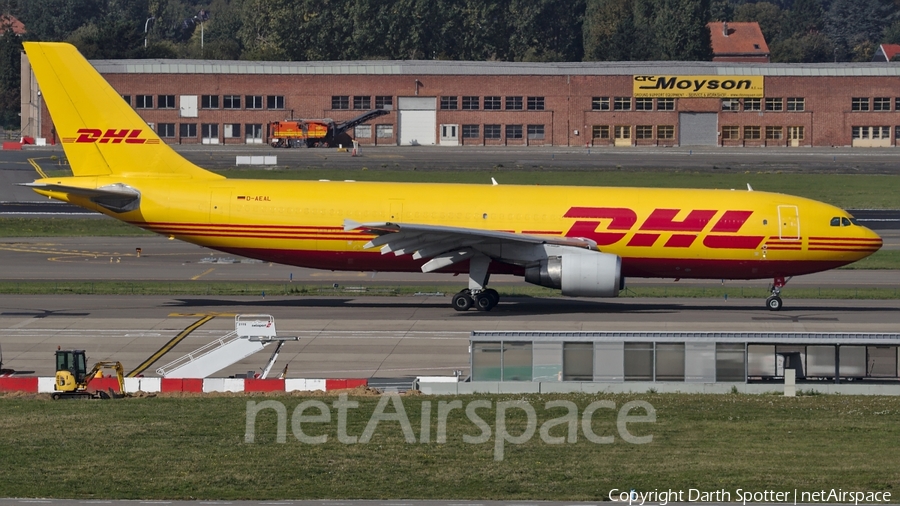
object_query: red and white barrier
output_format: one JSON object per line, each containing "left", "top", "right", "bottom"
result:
{"left": 0, "top": 376, "right": 368, "bottom": 394}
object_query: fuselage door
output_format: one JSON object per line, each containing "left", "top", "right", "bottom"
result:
{"left": 778, "top": 205, "right": 800, "bottom": 240}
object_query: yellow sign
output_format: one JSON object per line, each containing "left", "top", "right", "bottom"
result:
{"left": 633, "top": 75, "right": 764, "bottom": 98}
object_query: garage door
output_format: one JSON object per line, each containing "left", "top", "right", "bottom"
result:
{"left": 398, "top": 97, "right": 436, "bottom": 146}
{"left": 679, "top": 113, "right": 718, "bottom": 146}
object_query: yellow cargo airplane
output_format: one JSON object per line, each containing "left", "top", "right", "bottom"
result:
{"left": 22, "top": 42, "right": 882, "bottom": 312}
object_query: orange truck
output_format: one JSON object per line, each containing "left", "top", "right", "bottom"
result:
{"left": 269, "top": 109, "right": 389, "bottom": 148}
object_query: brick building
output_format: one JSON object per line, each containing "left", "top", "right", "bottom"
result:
{"left": 20, "top": 54, "right": 900, "bottom": 148}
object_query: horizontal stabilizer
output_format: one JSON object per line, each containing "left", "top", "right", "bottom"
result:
{"left": 22, "top": 182, "right": 140, "bottom": 212}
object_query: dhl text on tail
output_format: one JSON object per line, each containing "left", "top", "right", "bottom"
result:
{"left": 21, "top": 42, "right": 882, "bottom": 312}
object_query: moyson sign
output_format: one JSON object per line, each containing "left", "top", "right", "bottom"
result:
{"left": 633, "top": 75, "right": 764, "bottom": 98}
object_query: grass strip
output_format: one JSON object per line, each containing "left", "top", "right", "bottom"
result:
{"left": 0, "top": 393, "right": 897, "bottom": 500}
{"left": 0, "top": 281, "right": 897, "bottom": 299}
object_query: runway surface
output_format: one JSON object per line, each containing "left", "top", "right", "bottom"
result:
{"left": 0, "top": 502, "right": 850, "bottom": 506}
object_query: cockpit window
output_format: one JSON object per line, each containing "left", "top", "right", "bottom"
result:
{"left": 850, "top": 218, "right": 859, "bottom": 225}
{"left": 841, "top": 217, "right": 852, "bottom": 227}
{"left": 830, "top": 217, "right": 840, "bottom": 227}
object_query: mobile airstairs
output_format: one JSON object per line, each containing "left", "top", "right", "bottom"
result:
{"left": 156, "top": 315, "right": 297, "bottom": 379}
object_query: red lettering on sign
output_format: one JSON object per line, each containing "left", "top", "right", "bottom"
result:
{"left": 640, "top": 209, "right": 716, "bottom": 232}
{"left": 75, "top": 128, "right": 102, "bottom": 143}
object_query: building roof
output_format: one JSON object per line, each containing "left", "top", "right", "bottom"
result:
{"left": 89, "top": 57, "right": 900, "bottom": 78}
{"left": 873, "top": 43, "right": 900, "bottom": 62}
{"left": 707, "top": 21, "right": 769, "bottom": 61}
{"left": 0, "top": 14, "right": 25, "bottom": 35}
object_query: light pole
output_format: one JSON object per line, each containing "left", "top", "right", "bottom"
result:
{"left": 144, "top": 17, "right": 155, "bottom": 48}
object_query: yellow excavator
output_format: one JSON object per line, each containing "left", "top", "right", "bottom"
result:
{"left": 52, "top": 349, "right": 125, "bottom": 400}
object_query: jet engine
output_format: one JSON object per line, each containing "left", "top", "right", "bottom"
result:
{"left": 524, "top": 249, "right": 622, "bottom": 297}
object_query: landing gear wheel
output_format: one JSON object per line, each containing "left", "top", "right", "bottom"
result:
{"left": 474, "top": 293, "right": 493, "bottom": 311}
{"left": 452, "top": 292, "right": 473, "bottom": 311}
{"left": 766, "top": 296, "right": 783, "bottom": 311}
{"left": 483, "top": 288, "right": 499, "bottom": 308}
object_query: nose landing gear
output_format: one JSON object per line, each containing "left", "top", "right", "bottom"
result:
{"left": 765, "top": 276, "right": 791, "bottom": 311}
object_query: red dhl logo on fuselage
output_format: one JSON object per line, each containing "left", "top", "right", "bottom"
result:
{"left": 62, "top": 129, "right": 159, "bottom": 144}
{"left": 563, "top": 207, "right": 764, "bottom": 249}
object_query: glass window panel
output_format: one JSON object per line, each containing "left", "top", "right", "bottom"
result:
{"left": 563, "top": 342, "right": 593, "bottom": 381}
{"left": 624, "top": 342, "right": 653, "bottom": 381}
{"left": 502, "top": 341, "right": 532, "bottom": 381}
{"left": 472, "top": 342, "right": 502, "bottom": 381}
{"left": 748, "top": 344, "right": 775, "bottom": 377}
{"left": 656, "top": 343, "right": 685, "bottom": 381}
{"left": 867, "top": 346, "right": 898, "bottom": 378}
{"left": 716, "top": 343, "right": 745, "bottom": 382}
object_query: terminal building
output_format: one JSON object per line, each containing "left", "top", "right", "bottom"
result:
{"left": 20, "top": 53, "right": 900, "bottom": 149}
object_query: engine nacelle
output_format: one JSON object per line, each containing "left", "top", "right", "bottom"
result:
{"left": 524, "top": 249, "right": 622, "bottom": 297}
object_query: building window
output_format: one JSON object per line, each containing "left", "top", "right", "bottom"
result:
{"left": 658, "top": 125, "right": 674, "bottom": 139}
{"left": 201, "top": 123, "right": 218, "bottom": 139}
{"left": 332, "top": 96, "right": 349, "bottom": 110}
{"left": 765, "top": 126, "right": 783, "bottom": 140}
{"left": 657, "top": 98, "right": 674, "bottom": 111}
{"left": 744, "top": 98, "right": 761, "bottom": 111}
{"left": 157, "top": 123, "right": 176, "bottom": 138}
{"left": 592, "top": 125, "right": 610, "bottom": 139}
{"left": 179, "top": 123, "right": 197, "bottom": 138}
{"left": 440, "top": 96, "right": 458, "bottom": 110}
{"left": 462, "top": 96, "right": 479, "bottom": 110}
{"left": 765, "top": 98, "right": 783, "bottom": 111}
{"left": 223, "top": 95, "right": 241, "bottom": 109}
{"left": 722, "top": 126, "right": 740, "bottom": 139}
{"left": 614, "top": 125, "right": 631, "bottom": 139}
{"left": 592, "top": 97, "right": 610, "bottom": 110}
{"left": 635, "top": 98, "right": 653, "bottom": 111}
{"left": 354, "top": 125, "right": 371, "bottom": 138}
{"left": 267, "top": 95, "right": 284, "bottom": 109}
{"left": 484, "top": 124, "right": 501, "bottom": 139}
{"left": 224, "top": 124, "right": 241, "bottom": 138}
{"left": 895, "top": 126, "right": 900, "bottom": 140}
{"left": 484, "top": 96, "right": 501, "bottom": 110}
{"left": 201, "top": 95, "right": 219, "bottom": 109}
{"left": 122, "top": 95, "right": 131, "bottom": 106}
{"left": 245, "top": 124, "right": 262, "bottom": 143}
{"left": 376, "top": 124, "right": 393, "bottom": 138}
{"left": 744, "top": 126, "right": 761, "bottom": 139}
{"left": 786, "top": 97, "right": 805, "bottom": 112}
{"left": 462, "top": 124, "right": 479, "bottom": 138}
{"left": 788, "top": 126, "right": 804, "bottom": 140}
{"left": 895, "top": 98, "right": 900, "bottom": 111}
{"left": 614, "top": 97, "right": 631, "bottom": 111}
{"left": 135, "top": 95, "right": 153, "bottom": 109}
{"left": 852, "top": 97, "right": 869, "bottom": 111}
{"left": 527, "top": 124, "right": 544, "bottom": 140}
{"left": 506, "top": 124, "right": 523, "bottom": 139}
{"left": 353, "top": 96, "right": 371, "bottom": 110}
{"left": 722, "top": 99, "right": 740, "bottom": 111}
{"left": 246, "top": 95, "right": 263, "bottom": 109}
{"left": 375, "top": 96, "right": 393, "bottom": 110}
{"left": 527, "top": 96, "right": 545, "bottom": 110}
{"left": 635, "top": 125, "right": 653, "bottom": 139}
{"left": 505, "top": 96, "right": 523, "bottom": 110}
{"left": 158, "top": 95, "right": 175, "bottom": 109}
{"left": 873, "top": 97, "right": 890, "bottom": 111}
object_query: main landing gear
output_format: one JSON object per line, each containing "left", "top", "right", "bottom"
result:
{"left": 765, "top": 276, "right": 791, "bottom": 311}
{"left": 452, "top": 254, "right": 500, "bottom": 312}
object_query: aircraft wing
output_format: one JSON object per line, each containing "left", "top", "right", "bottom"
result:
{"left": 344, "top": 219, "right": 596, "bottom": 272}
{"left": 22, "top": 182, "right": 140, "bottom": 212}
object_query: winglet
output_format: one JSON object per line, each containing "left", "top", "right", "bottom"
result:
{"left": 491, "top": 177, "right": 499, "bottom": 186}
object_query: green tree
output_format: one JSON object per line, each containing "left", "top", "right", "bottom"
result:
{"left": 734, "top": 2, "right": 784, "bottom": 44}
{"left": 770, "top": 31, "right": 836, "bottom": 62}
{"left": 651, "top": 0, "right": 712, "bottom": 60}
{"left": 825, "top": 0, "right": 894, "bottom": 60}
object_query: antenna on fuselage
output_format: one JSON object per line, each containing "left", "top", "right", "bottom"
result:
{"left": 747, "top": 183, "right": 754, "bottom": 191}
{"left": 491, "top": 177, "right": 499, "bottom": 186}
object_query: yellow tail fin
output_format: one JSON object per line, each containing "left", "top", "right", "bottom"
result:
{"left": 23, "top": 42, "right": 221, "bottom": 180}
